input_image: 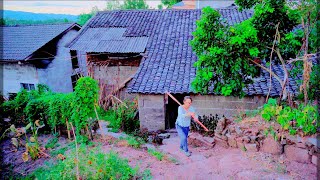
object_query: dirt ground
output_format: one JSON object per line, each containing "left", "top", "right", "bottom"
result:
{"left": 0, "top": 132, "right": 318, "bottom": 180}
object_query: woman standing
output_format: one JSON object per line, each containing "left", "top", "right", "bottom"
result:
{"left": 175, "top": 96, "right": 198, "bottom": 157}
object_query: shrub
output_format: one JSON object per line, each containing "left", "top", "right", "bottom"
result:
{"left": 71, "top": 77, "right": 99, "bottom": 135}
{"left": 123, "top": 135, "right": 145, "bottom": 148}
{"left": 261, "top": 98, "right": 319, "bottom": 135}
{"left": 191, "top": 114, "right": 221, "bottom": 136}
{"left": 104, "top": 100, "right": 139, "bottom": 134}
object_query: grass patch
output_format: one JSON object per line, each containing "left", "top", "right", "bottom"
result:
{"left": 140, "top": 169, "right": 153, "bottom": 180}
{"left": 120, "top": 135, "right": 145, "bottom": 148}
{"left": 30, "top": 144, "right": 138, "bottom": 180}
{"left": 45, "top": 135, "right": 59, "bottom": 149}
{"left": 147, "top": 148, "right": 164, "bottom": 161}
{"left": 50, "top": 146, "right": 69, "bottom": 157}
{"left": 276, "top": 163, "right": 287, "bottom": 174}
{"left": 168, "top": 157, "right": 179, "bottom": 165}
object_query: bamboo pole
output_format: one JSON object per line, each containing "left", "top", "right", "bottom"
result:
{"left": 70, "top": 122, "right": 80, "bottom": 180}
{"left": 166, "top": 92, "right": 209, "bottom": 132}
{"left": 66, "top": 119, "right": 71, "bottom": 140}
{"left": 94, "top": 105, "right": 105, "bottom": 140}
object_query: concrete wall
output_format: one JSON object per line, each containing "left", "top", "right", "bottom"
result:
{"left": 190, "top": 95, "right": 266, "bottom": 118}
{"left": 138, "top": 94, "right": 266, "bottom": 131}
{"left": 2, "top": 63, "right": 39, "bottom": 97}
{"left": 138, "top": 94, "right": 166, "bottom": 131}
{"left": 38, "top": 29, "right": 79, "bottom": 93}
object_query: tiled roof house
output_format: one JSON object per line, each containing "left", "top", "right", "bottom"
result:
{"left": 1, "top": 23, "right": 83, "bottom": 98}
{"left": 68, "top": 7, "right": 303, "bottom": 131}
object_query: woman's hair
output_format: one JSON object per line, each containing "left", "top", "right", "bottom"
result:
{"left": 183, "top": 96, "right": 192, "bottom": 102}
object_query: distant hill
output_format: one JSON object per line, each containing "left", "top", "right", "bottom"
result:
{"left": 2, "top": 10, "right": 78, "bottom": 22}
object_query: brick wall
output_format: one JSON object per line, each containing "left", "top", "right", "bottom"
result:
{"left": 137, "top": 94, "right": 266, "bottom": 131}
{"left": 190, "top": 95, "right": 266, "bottom": 118}
{"left": 138, "top": 94, "right": 166, "bottom": 131}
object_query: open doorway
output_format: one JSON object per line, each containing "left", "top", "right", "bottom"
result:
{"left": 165, "top": 94, "right": 185, "bottom": 129}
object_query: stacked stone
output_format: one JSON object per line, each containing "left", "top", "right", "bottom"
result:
{"left": 214, "top": 117, "right": 232, "bottom": 148}
{"left": 213, "top": 118, "right": 320, "bottom": 166}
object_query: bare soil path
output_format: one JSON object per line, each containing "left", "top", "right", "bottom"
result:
{"left": 102, "top": 132, "right": 317, "bottom": 180}
{"left": 1, "top": 132, "right": 318, "bottom": 180}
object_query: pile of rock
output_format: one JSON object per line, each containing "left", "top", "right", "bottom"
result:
{"left": 214, "top": 117, "right": 320, "bottom": 166}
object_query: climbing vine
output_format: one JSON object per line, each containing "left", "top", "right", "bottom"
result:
{"left": 71, "top": 77, "right": 99, "bottom": 135}
{"left": 2, "top": 77, "right": 99, "bottom": 137}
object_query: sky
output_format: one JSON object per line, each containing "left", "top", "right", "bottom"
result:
{"left": 3, "top": 1, "right": 162, "bottom": 15}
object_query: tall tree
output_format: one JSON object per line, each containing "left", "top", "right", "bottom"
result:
{"left": 77, "top": 6, "right": 99, "bottom": 26}
{"left": 106, "top": 0, "right": 122, "bottom": 10}
{"left": 121, "top": 0, "right": 149, "bottom": 9}
{"left": 190, "top": 7, "right": 259, "bottom": 97}
{"left": 190, "top": 0, "right": 317, "bottom": 99}
{"left": 161, "top": 0, "right": 182, "bottom": 9}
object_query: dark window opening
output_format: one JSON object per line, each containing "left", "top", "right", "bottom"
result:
{"left": 71, "top": 74, "right": 81, "bottom": 91}
{"left": 70, "top": 50, "right": 79, "bottom": 69}
{"left": 20, "top": 83, "right": 35, "bottom": 91}
{"left": 8, "top": 93, "right": 17, "bottom": 100}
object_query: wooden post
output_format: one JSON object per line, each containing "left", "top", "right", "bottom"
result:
{"left": 86, "top": 125, "right": 92, "bottom": 140}
{"left": 94, "top": 105, "right": 105, "bottom": 140}
{"left": 66, "top": 119, "right": 71, "bottom": 140}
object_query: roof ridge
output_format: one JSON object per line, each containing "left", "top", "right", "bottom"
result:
{"left": 97, "top": 9, "right": 201, "bottom": 14}
{"left": 0, "top": 22, "right": 75, "bottom": 27}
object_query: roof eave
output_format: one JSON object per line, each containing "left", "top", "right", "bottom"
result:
{"left": 25, "top": 23, "right": 81, "bottom": 61}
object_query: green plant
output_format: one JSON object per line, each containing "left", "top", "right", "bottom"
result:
{"left": 120, "top": 135, "right": 145, "bottom": 148}
{"left": 140, "top": 168, "right": 153, "bottom": 180}
{"left": 105, "top": 100, "right": 139, "bottom": 134}
{"left": 147, "top": 148, "right": 164, "bottom": 161}
{"left": 191, "top": 114, "right": 220, "bottom": 136}
{"left": 261, "top": 100, "right": 318, "bottom": 135}
{"left": 5, "top": 120, "right": 46, "bottom": 161}
{"left": 31, "top": 145, "right": 138, "bottom": 180}
{"left": 71, "top": 77, "right": 99, "bottom": 135}
{"left": 276, "top": 163, "right": 287, "bottom": 174}
{"left": 45, "top": 134, "right": 59, "bottom": 149}
{"left": 261, "top": 98, "right": 280, "bottom": 121}
{"left": 190, "top": 7, "right": 259, "bottom": 96}
{"left": 168, "top": 157, "right": 179, "bottom": 165}
{"left": 241, "top": 146, "right": 247, "bottom": 152}
{"left": 50, "top": 146, "right": 69, "bottom": 157}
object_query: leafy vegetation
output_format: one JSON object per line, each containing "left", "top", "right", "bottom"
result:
{"left": 29, "top": 145, "right": 138, "bottom": 180}
{"left": 2, "top": 77, "right": 99, "bottom": 138}
{"left": 102, "top": 100, "right": 138, "bottom": 133}
{"left": 191, "top": 114, "right": 221, "bottom": 136}
{"left": 122, "top": 135, "right": 145, "bottom": 149}
{"left": 161, "top": 0, "right": 182, "bottom": 8}
{"left": 190, "top": 7, "right": 260, "bottom": 96}
{"left": 261, "top": 98, "right": 318, "bottom": 135}
{"left": 4, "top": 120, "right": 46, "bottom": 161}
{"left": 78, "top": 0, "right": 149, "bottom": 26}
{"left": 71, "top": 77, "right": 99, "bottom": 135}
{"left": 122, "top": 0, "right": 149, "bottom": 9}
{"left": 191, "top": 0, "right": 317, "bottom": 100}
{"left": 45, "top": 134, "right": 59, "bottom": 149}
{"left": 147, "top": 148, "right": 164, "bottom": 161}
